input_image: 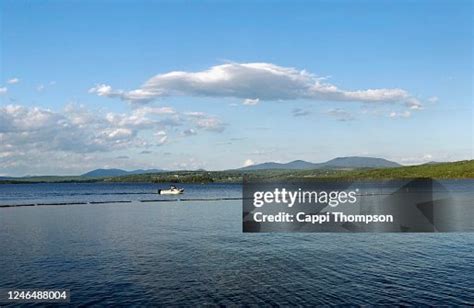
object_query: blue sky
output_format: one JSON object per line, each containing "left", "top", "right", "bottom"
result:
{"left": 0, "top": 0, "right": 472, "bottom": 175}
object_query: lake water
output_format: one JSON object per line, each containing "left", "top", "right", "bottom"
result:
{"left": 0, "top": 182, "right": 473, "bottom": 305}
{"left": 0, "top": 183, "right": 242, "bottom": 206}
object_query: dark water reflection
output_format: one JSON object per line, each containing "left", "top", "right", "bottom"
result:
{"left": 0, "top": 201, "right": 474, "bottom": 305}
{"left": 0, "top": 182, "right": 473, "bottom": 305}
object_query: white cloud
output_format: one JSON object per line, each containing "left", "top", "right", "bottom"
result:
{"left": 243, "top": 98, "right": 260, "bottom": 105}
{"left": 243, "top": 159, "right": 255, "bottom": 167}
{"left": 135, "top": 106, "right": 176, "bottom": 115}
{"left": 89, "top": 84, "right": 114, "bottom": 96}
{"left": 422, "top": 154, "right": 433, "bottom": 161}
{"left": 0, "top": 105, "right": 62, "bottom": 132}
{"left": 406, "top": 97, "right": 423, "bottom": 110}
{"left": 0, "top": 87, "right": 7, "bottom": 94}
{"left": 0, "top": 104, "right": 141, "bottom": 153}
{"left": 399, "top": 154, "right": 434, "bottom": 165}
{"left": 389, "top": 111, "right": 411, "bottom": 118}
{"left": 64, "top": 104, "right": 97, "bottom": 126}
{"left": 0, "top": 97, "right": 225, "bottom": 175}
{"left": 89, "top": 62, "right": 425, "bottom": 109}
{"left": 184, "top": 111, "right": 226, "bottom": 132}
{"left": 195, "top": 117, "right": 225, "bottom": 132}
{"left": 105, "top": 106, "right": 176, "bottom": 129}
{"left": 7, "top": 78, "right": 20, "bottom": 84}
{"left": 154, "top": 130, "right": 168, "bottom": 145}
{"left": 105, "top": 128, "right": 134, "bottom": 139}
{"left": 89, "top": 84, "right": 156, "bottom": 103}
{"left": 185, "top": 111, "right": 206, "bottom": 117}
{"left": 0, "top": 104, "right": 223, "bottom": 165}
{"left": 37, "top": 84, "right": 45, "bottom": 92}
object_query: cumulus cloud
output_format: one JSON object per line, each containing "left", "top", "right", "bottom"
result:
{"left": 154, "top": 130, "right": 168, "bottom": 145}
{"left": 195, "top": 117, "right": 225, "bottom": 132}
{"left": 0, "top": 87, "right": 7, "bottom": 94}
{"left": 89, "top": 62, "right": 424, "bottom": 109}
{"left": 135, "top": 106, "right": 176, "bottom": 115}
{"left": 399, "top": 154, "right": 434, "bottom": 165}
{"left": 184, "top": 112, "right": 226, "bottom": 132}
{"left": 422, "top": 154, "right": 433, "bottom": 161}
{"left": 105, "top": 127, "right": 134, "bottom": 139}
{"left": 89, "top": 84, "right": 156, "bottom": 103}
{"left": 7, "top": 78, "right": 20, "bottom": 84}
{"left": 406, "top": 98, "right": 422, "bottom": 110}
{"left": 389, "top": 111, "right": 411, "bottom": 118}
{"left": 243, "top": 159, "right": 255, "bottom": 167}
{"left": 243, "top": 98, "right": 260, "bottom": 105}
{"left": 0, "top": 104, "right": 225, "bottom": 174}
{"left": 0, "top": 105, "right": 63, "bottom": 132}
{"left": 0, "top": 104, "right": 142, "bottom": 153}
{"left": 105, "top": 106, "right": 178, "bottom": 130}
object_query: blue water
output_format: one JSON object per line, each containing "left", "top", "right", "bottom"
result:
{"left": 0, "top": 182, "right": 473, "bottom": 305}
{"left": 0, "top": 183, "right": 241, "bottom": 205}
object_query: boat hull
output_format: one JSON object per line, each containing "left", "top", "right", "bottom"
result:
{"left": 158, "top": 189, "right": 184, "bottom": 195}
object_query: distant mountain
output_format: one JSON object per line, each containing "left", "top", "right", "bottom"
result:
{"left": 239, "top": 156, "right": 400, "bottom": 171}
{"left": 239, "top": 160, "right": 319, "bottom": 170}
{"left": 322, "top": 157, "right": 400, "bottom": 168}
{"left": 81, "top": 168, "right": 164, "bottom": 177}
{"left": 81, "top": 169, "right": 128, "bottom": 177}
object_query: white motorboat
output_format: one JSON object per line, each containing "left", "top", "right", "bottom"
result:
{"left": 158, "top": 185, "right": 184, "bottom": 195}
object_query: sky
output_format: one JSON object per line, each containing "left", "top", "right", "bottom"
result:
{"left": 0, "top": 0, "right": 472, "bottom": 176}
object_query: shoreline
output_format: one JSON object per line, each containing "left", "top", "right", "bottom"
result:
{"left": 1, "top": 160, "right": 473, "bottom": 184}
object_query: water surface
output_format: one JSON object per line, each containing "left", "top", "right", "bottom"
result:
{"left": 0, "top": 182, "right": 473, "bottom": 305}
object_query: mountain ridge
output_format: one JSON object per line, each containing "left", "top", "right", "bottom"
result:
{"left": 239, "top": 156, "right": 400, "bottom": 170}
{"left": 81, "top": 168, "right": 165, "bottom": 177}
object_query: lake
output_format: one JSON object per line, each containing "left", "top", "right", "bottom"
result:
{"left": 0, "top": 182, "right": 473, "bottom": 305}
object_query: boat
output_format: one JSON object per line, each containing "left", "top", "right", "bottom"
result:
{"left": 158, "top": 185, "right": 184, "bottom": 195}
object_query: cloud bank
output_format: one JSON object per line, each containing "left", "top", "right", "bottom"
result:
{"left": 89, "top": 62, "right": 423, "bottom": 109}
{"left": 0, "top": 104, "right": 225, "bottom": 174}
